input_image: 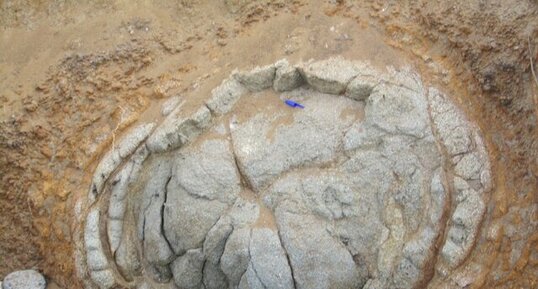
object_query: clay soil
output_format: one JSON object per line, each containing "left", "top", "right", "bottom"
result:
{"left": 0, "top": 1, "right": 537, "bottom": 288}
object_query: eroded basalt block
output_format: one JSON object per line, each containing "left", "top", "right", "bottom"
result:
{"left": 79, "top": 58, "right": 492, "bottom": 289}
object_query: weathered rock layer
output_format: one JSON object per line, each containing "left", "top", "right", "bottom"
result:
{"left": 76, "top": 57, "right": 491, "bottom": 289}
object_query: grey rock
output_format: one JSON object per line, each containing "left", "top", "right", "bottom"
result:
{"left": 203, "top": 217, "right": 234, "bottom": 264}
{"left": 171, "top": 248, "right": 205, "bottom": 289}
{"left": 273, "top": 59, "right": 304, "bottom": 92}
{"left": 89, "top": 269, "right": 115, "bottom": 289}
{"left": 146, "top": 264, "right": 172, "bottom": 283}
{"left": 345, "top": 74, "right": 377, "bottom": 101}
{"left": 220, "top": 228, "right": 251, "bottom": 287}
{"left": 441, "top": 188, "right": 485, "bottom": 268}
{"left": 276, "top": 170, "right": 382, "bottom": 279}
{"left": 205, "top": 77, "right": 248, "bottom": 115}
{"left": 107, "top": 158, "right": 138, "bottom": 253}
{"left": 240, "top": 263, "right": 265, "bottom": 289}
{"left": 231, "top": 91, "right": 360, "bottom": 190}
{"left": 249, "top": 228, "right": 294, "bottom": 289}
{"left": 392, "top": 258, "right": 421, "bottom": 289}
{"left": 428, "top": 88, "right": 473, "bottom": 156}
{"left": 201, "top": 217, "right": 233, "bottom": 289}
{"left": 146, "top": 105, "right": 211, "bottom": 153}
{"left": 341, "top": 150, "right": 394, "bottom": 197}
{"left": 107, "top": 146, "right": 149, "bottom": 253}
{"left": 84, "top": 209, "right": 109, "bottom": 272}
{"left": 203, "top": 261, "right": 229, "bottom": 289}
{"left": 454, "top": 152, "right": 483, "bottom": 181}
{"left": 84, "top": 59, "right": 494, "bottom": 289}
{"left": 172, "top": 139, "right": 241, "bottom": 204}
{"left": 299, "top": 57, "right": 359, "bottom": 94}
{"left": 2, "top": 270, "right": 46, "bottom": 289}
{"left": 365, "top": 82, "right": 430, "bottom": 138}
{"left": 342, "top": 122, "right": 385, "bottom": 152}
{"left": 440, "top": 239, "right": 465, "bottom": 269}
{"left": 164, "top": 139, "right": 239, "bottom": 255}
{"left": 226, "top": 199, "right": 260, "bottom": 227}
{"left": 88, "top": 123, "right": 154, "bottom": 202}
{"left": 139, "top": 160, "right": 175, "bottom": 266}
{"left": 86, "top": 248, "right": 109, "bottom": 272}
{"left": 116, "top": 123, "right": 155, "bottom": 159}
{"left": 299, "top": 172, "right": 357, "bottom": 220}
{"left": 452, "top": 189, "right": 485, "bottom": 230}
{"left": 403, "top": 227, "right": 437, "bottom": 269}
{"left": 275, "top": 206, "right": 362, "bottom": 289}
{"left": 233, "top": 64, "right": 276, "bottom": 91}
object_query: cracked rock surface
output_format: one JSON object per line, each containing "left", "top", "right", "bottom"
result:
{"left": 78, "top": 58, "right": 491, "bottom": 289}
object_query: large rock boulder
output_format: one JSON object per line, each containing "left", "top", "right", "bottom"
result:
{"left": 79, "top": 58, "right": 492, "bottom": 289}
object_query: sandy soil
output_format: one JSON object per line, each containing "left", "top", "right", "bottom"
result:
{"left": 0, "top": 0, "right": 536, "bottom": 288}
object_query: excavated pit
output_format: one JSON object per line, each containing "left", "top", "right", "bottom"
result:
{"left": 77, "top": 57, "right": 492, "bottom": 289}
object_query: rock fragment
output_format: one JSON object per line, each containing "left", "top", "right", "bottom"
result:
{"left": 299, "top": 57, "right": 359, "bottom": 94}
{"left": 273, "top": 59, "right": 304, "bottom": 92}
{"left": 205, "top": 77, "right": 248, "bottom": 115}
{"left": 146, "top": 105, "right": 211, "bottom": 153}
{"left": 2, "top": 270, "right": 46, "bottom": 289}
{"left": 345, "top": 74, "right": 377, "bottom": 101}
{"left": 84, "top": 209, "right": 116, "bottom": 289}
{"left": 233, "top": 64, "right": 276, "bottom": 91}
{"left": 88, "top": 123, "right": 154, "bottom": 202}
{"left": 275, "top": 206, "right": 363, "bottom": 289}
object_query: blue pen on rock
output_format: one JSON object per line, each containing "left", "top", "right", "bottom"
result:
{"left": 284, "top": 99, "right": 305, "bottom": 109}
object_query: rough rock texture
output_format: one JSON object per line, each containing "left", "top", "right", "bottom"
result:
{"left": 79, "top": 58, "right": 492, "bottom": 289}
{"left": 2, "top": 270, "right": 46, "bottom": 289}
{"left": 345, "top": 74, "right": 377, "bottom": 101}
{"left": 146, "top": 105, "right": 211, "bottom": 153}
{"left": 248, "top": 228, "right": 294, "bottom": 289}
{"left": 205, "top": 78, "right": 248, "bottom": 115}
{"left": 273, "top": 59, "right": 304, "bottom": 92}
{"left": 171, "top": 249, "right": 204, "bottom": 289}
{"left": 233, "top": 64, "right": 276, "bottom": 91}
{"left": 88, "top": 123, "right": 155, "bottom": 203}
{"left": 299, "top": 57, "right": 359, "bottom": 94}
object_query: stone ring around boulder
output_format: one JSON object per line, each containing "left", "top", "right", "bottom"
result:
{"left": 75, "top": 57, "right": 492, "bottom": 289}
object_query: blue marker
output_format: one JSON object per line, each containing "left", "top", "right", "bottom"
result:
{"left": 284, "top": 99, "right": 305, "bottom": 109}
